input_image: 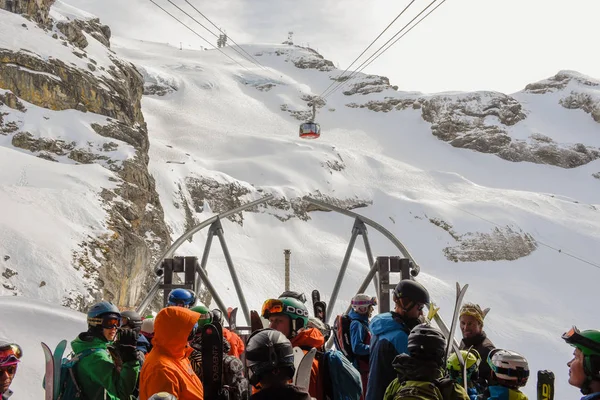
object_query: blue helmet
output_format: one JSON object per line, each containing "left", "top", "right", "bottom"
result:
{"left": 167, "top": 289, "right": 196, "bottom": 308}
{"left": 87, "top": 301, "right": 120, "bottom": 328}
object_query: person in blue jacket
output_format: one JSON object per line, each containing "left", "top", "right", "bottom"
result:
{"left": 365, "top": 279, "right": 429, "bottom": 400}
{"left": 348, "top": 294, "right": 377, "bottom": 396}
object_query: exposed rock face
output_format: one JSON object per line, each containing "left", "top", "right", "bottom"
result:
{"left": 345, "top": 83, "right": 600, "bottom": 168}
{"left": 342, "top": 75, "right": 397, "bottom": 96}
{"left": 180, "top": 176, "right": 371, "bottom": 226}
{"left": 0, "top": 50, "right": 144, "bottom": 126}
{"left": 0, "top": 11, "right": 170, "bottom": 309}
{"left": 593, "top": 172, "right": 600, "bottom": 180}
{"left": 525, "top": 71, "right": 600, "bottom": 124}
{"left": 0, "top": 0, "right": 55, "bottom": 25}
{"left": 427, "top": 217, "right": 537, "bottom": 262}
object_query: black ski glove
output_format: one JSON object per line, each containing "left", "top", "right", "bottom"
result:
{"left": 118, "top": 329, "right": 138, "bottom": 347}
{"left": 117, "top": 329, "right": 139, "bottom": 363}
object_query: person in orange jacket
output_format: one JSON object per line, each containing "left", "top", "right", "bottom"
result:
{"left": 261, "top": 296, "right": 325, "bottom": 400}
{"left": 139, "top": 307, "right": 204, "bottom": 400}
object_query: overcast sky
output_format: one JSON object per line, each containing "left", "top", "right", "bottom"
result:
{"left": 68, "top": 0, "right": 600, "bottom": 94}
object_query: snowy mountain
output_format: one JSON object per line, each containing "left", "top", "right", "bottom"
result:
{"left": 1, "top": 1, "right": 599, "bottom": 399}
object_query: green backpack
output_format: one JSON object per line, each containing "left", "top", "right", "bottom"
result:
{"left": 392, "top": 379, "right": 469, "bottom": 400}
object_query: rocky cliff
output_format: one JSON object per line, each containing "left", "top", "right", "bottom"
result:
{"left": 344, "top": 71, "right": 600, "bottom": 169}
{"left": 0, "top": 5, "right": 169, "bottom": 309}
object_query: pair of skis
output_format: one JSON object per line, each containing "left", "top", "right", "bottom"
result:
{"left": 312, "top": 290, "right": 327, "bottom": 325}
{"left": 201, "top": 318, "right": 229, "bottom": 400}
{"left": 41, "top": 340, "right": 68, "bottom": 400}
{"left": 292, "top": 347, "right": 317, "bottom": 390}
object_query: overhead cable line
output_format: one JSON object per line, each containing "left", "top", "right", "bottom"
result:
{"left": 437, "top": 198, "right": 600, "bottom": 270}
{"left": 147, "top": 0, "right": 252, "bottom": 72}
{"left": 183, "top": 0, "right": 271, "bottom": 73}
{"left": 164, "top": 0, "right": 265, "bottom": 71}
{"left": 322, "top": 0, "right": 444, "bottom": 100}
{"left": 348, "top": 0, "right": 448, "bottom": 86}
{"left": 319, "top": 0, "right": 417, "bottom": 99}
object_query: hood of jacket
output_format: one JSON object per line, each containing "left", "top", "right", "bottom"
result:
{"left": 370, "top": 312, "right": 415, "bottom": 336}
{"left": 348, "top": 309, "right": 369, "bottom": 322}
{"left": 291, "top": 327, "right": 325, "bottom": 349}
{"left": 153, "top": 307, "right": 200, "bottom": 358}
{"left": 71, "top": 331, "right": 109, "bottom": 353}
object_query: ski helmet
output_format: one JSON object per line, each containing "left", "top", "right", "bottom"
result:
{"left": 279, "top": 291, "right": 307, "bottom": 303}
{"left": 147, "top": 393, "right": 177, "bottom": 400}
{"left": 407, "top": 323, "right": 446, "bottom": 365}
{"left": 141, "top": 318, "right": 155, "bottom": 335}
{"left": 487, "top": 349, "right": 529, "bottom": 387}
{"left": 211, "top": 309, "right": 225, "bottom": 326}
{"left": 245, "top": 328, "right": 295, "bottom": 386}
{"left": 87, "top": 301, "right": 121, "bottom": 329}
{"left": 562, "top": 326, "right": 600, "bottom": 386}
{"left": 167, "top": 288, "right": 196, "bottom": 308}
{"left": 0, "top": 340, "right": 22, "bottom": 367}
{"left": 351, "top": 294, "right": 377, "bottom": 314}
{"left": 190, "top": 304, "right": 212, "bottom": 329}
{"left": 261, "top": 297, "right": 309, "bottom": 335}
{"left": 447, "top": 349, "right": 481, "bottom": 384}
{"left": 393, "top": 280, "right": 430, "bottom": 309}
{"left": 121, "top": 310, "right": 143, "bottom": 332}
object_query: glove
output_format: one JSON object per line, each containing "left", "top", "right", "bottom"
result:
{"left": 118, "top": 329, "right": 138, "bottom": 347}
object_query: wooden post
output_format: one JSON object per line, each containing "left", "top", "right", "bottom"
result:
{"left": 284, "top": 249, "right": 291, "bottom": 291}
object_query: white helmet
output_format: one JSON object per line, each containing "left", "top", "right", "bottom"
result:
{"left": 351, "top": 294, "right": 377, "bottom": 314}
{"left": 487, "top": 349, "right": 529, "bottom": 387}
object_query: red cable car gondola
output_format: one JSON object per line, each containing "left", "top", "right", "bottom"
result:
{"left": 299, "top": 122, "right": 321, "bottom": 139}
{"left": 299, "top": 101, "right": 321, "bottom": 139}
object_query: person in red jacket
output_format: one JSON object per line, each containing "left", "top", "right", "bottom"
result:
{"left": 139, "top": 307, "right": 204, "bottom": 400}
{"left": 261, "top": 296, "right": 325, "bottom": 400}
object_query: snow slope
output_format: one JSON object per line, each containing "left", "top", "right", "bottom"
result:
{"left": 1, "top": 1, "right": 599, "bottom": 399}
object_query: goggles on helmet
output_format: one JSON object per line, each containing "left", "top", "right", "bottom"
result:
{"left": 352, "top": 297, "right": 378, "bottom": 307}
{"left": 261, "top": 299, "right": 284, "bottom": 318}
{"left": 562, "top": 326, "right": 600, "bottom": 354}
{"left": 0, "top": 343, "right": 23, "bottom": 366}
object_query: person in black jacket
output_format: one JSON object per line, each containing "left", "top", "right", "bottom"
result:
{"left": 459, "top": 303, "right": 495, "bottom": 390}
{"left": 245, "top": 328, "right": 311, "bottom": 400}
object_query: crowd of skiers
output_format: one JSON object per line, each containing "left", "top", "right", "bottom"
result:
{"left": 1, "top": 281, "right": 600, "bottom": 400}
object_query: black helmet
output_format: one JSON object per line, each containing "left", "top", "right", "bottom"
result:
{"left": 121, "top": 310, "right": 143, "bottom": 332}
{"left": 279, "top": 291, "right": 307, "bottom": 303}
{"left": 407, "top": 323, "right": 447, "bottom": 365}
{"left": 245, "top": 328, "right": 295, "bottom": 386}
{"left": 394, "top": 280, "right": 430, "bottom": 305}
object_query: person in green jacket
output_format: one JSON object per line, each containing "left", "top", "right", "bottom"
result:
{"left": 384, "top": 324, "right": 470, "bottom": 400}
{"left": 71, "top": 301, "right": 140, "bottom": 400}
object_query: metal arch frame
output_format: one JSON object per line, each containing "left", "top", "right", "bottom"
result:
{"left": 301, "top": 197, "right": 459, "bottom": 351}
{"left": 136, "top": 195, "right": 274, "bottom": 321}
{"left": 135, "top": 194, "right": 458, "bottom": 351}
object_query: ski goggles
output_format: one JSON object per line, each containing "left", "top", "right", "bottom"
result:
{"left": 0, "top": 343, "right": 22, "bottom": 366}
{"left": 101, "top": 315, "right": 122, "bottom": 329}
{"left": 261, "top": 299, "right": 284, "bottom": 318}
{"left": 488, "top": 362, "right": 530, "bottom": 380}
{"left": 352, "top": 297, "right": 378, "bottom": 307}
{"left": 562, "top": 326, "right": 600, "bottom": 353}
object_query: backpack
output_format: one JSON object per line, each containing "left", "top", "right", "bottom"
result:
{"left": 304, "top": 347, "right": 362, "bottom": 400}
{"left": 58, "top": 348, "right": 102, "bottom": 400}
{"left": 333, "top": 314, "right": 368, "bottom": 363}
{"left": 393, "top": 379, "right": 464, "bottom": 400}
